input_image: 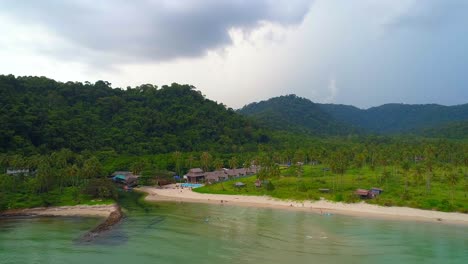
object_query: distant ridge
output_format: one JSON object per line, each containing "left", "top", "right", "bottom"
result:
{"left": 239, "top": 94, "right": 468, "bottom": 137}
{"left": 238, "top": 95, "right": 358, "bottom": 135}
{"left": 318, "top": 102, "right": 468, "bottom": 134}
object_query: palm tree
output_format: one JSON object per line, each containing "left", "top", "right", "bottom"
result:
{"left": 81, "top": 157, "right": 103, "bottom": 183}
{"left": 173, "top": 151, "right": 182, "bottom": 176}
{"left": 401, "top": 160, "right": 411, "bottom": 196}
{"left": 213, "top": 159, "right": 224, "bottom": 171}
{"left": 186, "top": 154, "right": 194, "bottom": 169}
{"left": 447, "top": 169, "right": 460, "bottom": 203}
{"left": 200, "top": 152, "right": 212, "bottom": 172}
{"left": 329, "top": 150, "right": 349, "bottom": 191}
{"left": 228, "top": 157, "right": 238, "bottom": 170}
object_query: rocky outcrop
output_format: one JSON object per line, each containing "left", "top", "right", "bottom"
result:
{"left": 79, "top": 205, "right": 124, "bottom": 242}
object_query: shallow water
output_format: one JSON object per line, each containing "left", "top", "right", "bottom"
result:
{"left": 1, "top": 201, "right": 467, "bottom": 264}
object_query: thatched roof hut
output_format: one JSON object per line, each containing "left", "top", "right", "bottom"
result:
{"left": 185, "top": 168, "right": 205, "bottom": 183}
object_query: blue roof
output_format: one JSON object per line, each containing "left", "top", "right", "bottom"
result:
{"left": 114, "top": 174, "right": 126, "bottom": 180}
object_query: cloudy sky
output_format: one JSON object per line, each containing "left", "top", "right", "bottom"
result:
{"left": 0, "top": 0, "right": 467, "bottom": 109}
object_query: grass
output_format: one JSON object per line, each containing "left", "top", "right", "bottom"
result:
{"left": 195, "top": 165, "right": 468, "bottom": 213}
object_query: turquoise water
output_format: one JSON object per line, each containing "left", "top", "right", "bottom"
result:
{"left": 1, "top": 201, "right": 467, "bottom": 264}
{"left": 180, "top": 183, "right": 203, "bottom": 188}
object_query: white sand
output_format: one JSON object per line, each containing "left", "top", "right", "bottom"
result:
{"left": 10, "top": 204, "right": 118, "bottom": 217}
{"left": 138, "top": 186, "right": 468, "bottom": 225}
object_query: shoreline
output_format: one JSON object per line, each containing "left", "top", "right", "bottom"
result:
{"left": 138, "top": 186, "right": 468, "bottom": 225}
{"left": 1, "top": 203, "right": 124, "bottom": 242}
{"left": 0, "top": 204, "right": 118, "bottom": 218}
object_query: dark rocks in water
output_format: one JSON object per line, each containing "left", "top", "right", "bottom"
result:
{"left": 146, "top": 216, "right": 165, "bottom": 229}
{"left": 79, "top": 205, "right": 124, "bottom": 243}
{"left": 0, "top": 209, "right": 40, "bottom": 217}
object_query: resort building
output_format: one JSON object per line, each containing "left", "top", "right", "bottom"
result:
{"left": 205, "top": 170, "right": 229, "bottom": 183}
{"left": 185, "top": 168, "right": 205, "bottom": 183}
{"left": 6, "top": 168, "right": 31, "bottom": 176}
{"left": 111, "top": 171, "right": 139, "bottom": 186}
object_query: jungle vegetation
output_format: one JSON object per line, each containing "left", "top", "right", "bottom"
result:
{"left": 0, "top": 75, "right": 467, "bottom": 212}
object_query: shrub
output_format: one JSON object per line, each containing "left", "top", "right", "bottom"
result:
{"left": 85, "top": 179, "right": 118, "bottom": 200}
{"left": 334, "top": 193, "right": 344, "bottom": 202}
{"left": 265, "top": 181, "right": 275, "bottom": 191}
{"left": 344, "top": 193, "right": 359, "bottom": 203}
{"left": 297, "top": 181, "right": 308, "bottom": 192}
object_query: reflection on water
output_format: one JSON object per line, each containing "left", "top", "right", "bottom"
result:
{"left": 1, "top": 194, "right": 467, "bottom": 264}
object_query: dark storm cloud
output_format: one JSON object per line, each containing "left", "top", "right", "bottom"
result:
{"left": 0, "top": 0, "right": 311, "bottom": 62}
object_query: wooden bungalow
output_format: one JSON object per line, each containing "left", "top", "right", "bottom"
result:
{"left": 205, "top": 170, "right": 228, "bottom": 183}
{"left": 225, "top": 168, "right": 244, "bottom": 178}
{"left": 355, "top": 189, "right": 373, "bottom": 199}
{"left": 255, "top": 179, "right": 262, "bottom": 188}
{"left": 246, "top": 165, "right": 259, "bottom": 175}
{"left": 112, "top": 172, "right": 138, "bottom": 187}
{"left": 185, "top": 168, "right": 205, "bottom": 183}
{"left": 224, "top": 169, "right": 236, "bottom": 178}
{"left": 370, "top": 187, "right": 383, "bottom": 196}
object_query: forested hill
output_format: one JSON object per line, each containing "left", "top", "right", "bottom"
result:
{"left": 0, "top": 75, "right": 268, "bottom": 154}
{"left": 238, "top": 95, "right": 357, "bottom": 135}
{"left": 319, "top": 103, "right": 468, "bottom": 134}
{"left": 239, "top": 95, "right": 468, "bottom": 137}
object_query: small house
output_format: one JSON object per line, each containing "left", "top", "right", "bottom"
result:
{"left": 112, "top": 171, "right": 139, "bottom": 186}
{"left": 185, "top": 168, "right": 205, "bottom": 183}
{"left": 355, "top": 189, "right": 373, "bottom": 199}
{"left": 255, "top": 179, "right": 262, "bottom": 188}
{"left": 370, "top": 187, "right": 383, "bottom": 196}
{"left": 205, "top": 170, "right": 228, "bottom": 183}
{"left": 225, "top": 169, "right": 240, "bottom": 178}
{"left": 6, "top": 168, "right": 32, "bottom": 176}
{"left": 247, "top": 165, "right": 259, "bottom": 175}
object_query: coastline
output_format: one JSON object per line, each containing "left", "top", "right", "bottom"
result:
{"left": 138, "top": 186, "right": 468, "bottom": 225}
{"left": 0, "top": 204, "right": 118, "bottom": 218}
{"left": 0, "top": 203, "right": 123, "bottom": 242}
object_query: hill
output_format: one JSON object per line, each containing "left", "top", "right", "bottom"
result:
{"left": 238, "top": 95, "right": 357, "bottom": 135}
{"left": 0, "top": 75, "right": 269, "bottom": 154}
{"left": 319, "top": 103, "right": 468, "bottom": 134}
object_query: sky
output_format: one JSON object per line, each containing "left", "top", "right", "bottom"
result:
{"left": 0, "top": 0, "right": 467, "bottom": 109}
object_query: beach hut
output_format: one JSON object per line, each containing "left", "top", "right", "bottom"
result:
{"left": 113, "top": 174, "right": 126, "bottom": 183}
{"left": 225, "top": 169, "right": 240, "bottom": 178}
{"left": 370, "top": 187, "right": 383, "bottom": 196}
{"left": 6, "top": 168, "right": 31, "bottom": 176}
{"left": 112, "top": 174, "right": 138, "bottom": 186}
{"left": 185, "top": 168, "right": 205, "bottom": 183}
{"left": 247, "top": 165, "right": 259, "bottom": 175}
{"left": 355, "top": 189, "right": 372, "bottom": 199}
{"left": 205, "top": 170, "right": 228, "bottom": 183}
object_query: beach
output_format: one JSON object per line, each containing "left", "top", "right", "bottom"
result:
{"left": 0, "top": 204, "right": 118, "bottom": 218}
{"left": 138, "top": 186, "right": 468, "bottom": 225}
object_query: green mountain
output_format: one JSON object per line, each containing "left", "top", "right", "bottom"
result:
{"left": 0, "top": 75, "right": 269, "bottom": 154}
{"left": 319, "top": 103, "right": 468, "bottom": 134}
{"left": 238, "top": 95, "right": 357, "bottom": 135}
{"left": 239, "top": 95, "right": 468, "bottom": 137}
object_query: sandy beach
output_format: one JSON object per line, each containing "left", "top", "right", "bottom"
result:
{"left": 0, "top": 204, "right": 118, "bottom": 218}
{"left": 138, "top": 186, "right": 468, "bottom": 225}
